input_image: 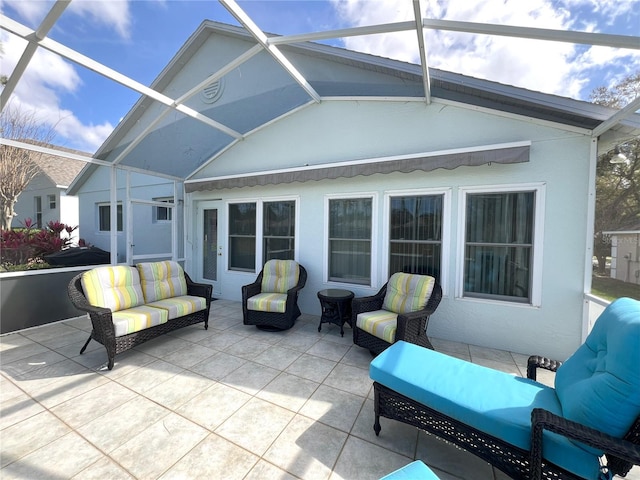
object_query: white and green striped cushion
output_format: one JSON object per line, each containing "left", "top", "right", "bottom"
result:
{"left": 382, "top": 273, "right": 435, "bottom": 314}
{"left": 81, "top": 266, "right": 145, "bottom": 312}
{"left": 112, "top": 305, "right": 168, "bottom": 337}
{"left": 136, "top": 261, "right": 187, "bottom": 303}
{"left": 260, "top": 260, "right": 299, "bottom": 294}
{"left": 356, "top": 310, "right": 398, "bottom": 343}
{"left": 246, "top": 293, "right": 288, "bottom": 313}
{"left": 146, "top": 295, "right": 207, "bottom": 320}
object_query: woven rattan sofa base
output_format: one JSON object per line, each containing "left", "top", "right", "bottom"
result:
{"left": 69, "top": 272, "right": 212, "bottom": 370}
{"left": 373, "top": 382, "right": 581, "bottom": 480}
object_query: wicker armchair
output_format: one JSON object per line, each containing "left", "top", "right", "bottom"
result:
{"left": 242, "top": 260, "right": 307, "bottom": 331}
{"left": 352, "top": 273, "right": 442, "bottom": 355}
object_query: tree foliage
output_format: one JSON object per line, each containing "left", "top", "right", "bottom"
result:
{"left": 0, "top": 104, "right": 56, "bottom": 230}
{"left": 590, "top": 73, "right": 640, "bottom": 273}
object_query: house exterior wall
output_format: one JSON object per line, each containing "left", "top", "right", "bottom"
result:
{"left": 75, "top": 99, "right": 594, "bottom": 359}
{"left": 12, "top": 173, "right": 62, "bottom": 228}
{"left": 609, "top": 233, "right": 640, "bottom": 285}
{"left": 183, "top": 100, "right": 592, "bottom": 360}
{"left": 75, "top": 171, "right": 177, "bottom": 263}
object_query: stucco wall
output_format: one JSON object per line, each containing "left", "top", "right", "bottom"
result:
{"left": 185, "top": 99, "right": 593, "bottom": 359}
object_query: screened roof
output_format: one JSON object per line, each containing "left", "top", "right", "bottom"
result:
{"left": 2, "top": 1, "right": 640, "bottom": 184}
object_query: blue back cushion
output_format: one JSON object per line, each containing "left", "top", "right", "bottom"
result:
{"left": 555, "top": 297, "right": 640, "bottom": 452}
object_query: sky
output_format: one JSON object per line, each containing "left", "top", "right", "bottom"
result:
{"left": 1, "top": 0, "right": 639, "bottom": 154}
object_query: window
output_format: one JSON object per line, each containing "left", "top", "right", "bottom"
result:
{"left": 328, "top": 197, "right": 372, "bottom": 285}
{"left": 98, "top": 203, "right": 123, "bottom": 232}
{"left": 389, "top": 194, "right": 443, "bottom": 278}
{"left": 47, "top": 194, "right": 56, "bottom": 209}
{"left": 153, "top": 197, "right": 173, "bottom": 222}
{"left": 34, "top": 196, "right": 42, "bottom": 228}
{"left": 263, "top": 200, "right": 295, "bottom": 262}
{"left": 463, "top": 190, "right": 537, "bottom": 303}
{"left": 228, "top": 202, "right": 256, "bottom": 271}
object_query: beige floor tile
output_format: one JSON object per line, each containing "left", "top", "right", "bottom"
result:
{"left": 0, "top": 333, "right": 38, "bottom": 352}
{"left": 20, "top": 322, "right": 80, "bottom": 343}
{"left": 114, "top": 359, "right": 184, "bottom": 394}
{"left": 71, "top": 456, "right": 135, "bottom": 479}
{"left": 62, "top": 315, "right": 93, "bottom": 332}
{"left": 159, "top": 342, "right": 216, "bottom": 368}
{"left": 253, "top": 344, "right": 302, "bottom": 370}
{"left": 197, "top": 331, "right": 245, "bottom": 351}
{"left": 50, "top": 381, "right": 136, "bottom": 429}
{"left": 1, "top": 349, "right": 67, "bottom": 377}
{"left": 417, "top": 431, "right": 495, "bottom": 479}
{"left": 143, "top": 370, "right": 213, "bottom": 409}
{"left": 0, "top": 392, "right": 45, "bottom": 430}
{"left": 216, "top": 397, "right": 294, "bottom": 455}
{"left": 110, "top": 413, "right": 209, "bottom": 479}
{"left": 224, "top": 336, "right": 272, "bottom": 360}
{"left": 278, "top": 332, "right": 321, "bottom": 352}
{"left": 29, "top": 368, "right": 110, "bottom": 409}
{"left": 430, "top": 337, "right": 471, "bottom": 358}
{"left": 176, "top": 382, "right": 252, "bottom": 431}
{"left": 307, "top": 340, "right": 351, "bottom": 362}
{"left": 322, "top": 363, "right": 372, "bottom": 398}
{"left": 299, "top": 384, "right": 366, "bottom": 433}
{"left": 221, "top": 360, "right": 280, "bottom": 395}
{"left": 351, "top": 399, "right": 419, "bottom": 458}
{"left": 340, "top": 345, "right": 375, "bottom": 370}
{"left": 1, "top": 431, "right": 103, "bottom": 480}
{"left": 0, "top": 411, "right": 70, "bottom": 468}
{"left": 257, "top": 372, "right": 319, "bottom": 412}
{"left": 285, "top": 353, "right": 337, "bottom": 383}
{"left": 330, "top": 435, "right": 412, "bottom": 480}
{"left": 189, "top": 350, "right": 247, "bottom": 381}
{"left": 245, "top": 459, "right": 299, "bottom": 479}
{"left": 159, "top": 433, "right": 258, "bottom": 480}
{"left": 263, "top": 414, "right": 348, "bottom": 480}
{"left": 469, "top": 344, "right": 516, "bottom": 364}
{"left": 0, "top": 374, "right": 26, "bottom": 401}
{"left": 76, "top": 395, "right": 170, "bottom": 452}
{"left": 134, "top": 335, "right": 193, "bottom": 358}
{"left": 471, "top": 357, "right": 521, "bottom": 375}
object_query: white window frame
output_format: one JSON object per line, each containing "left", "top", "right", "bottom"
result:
{"left": 456, "top": 183, "right": 545, "bottom": 307}
{"left": 47, "top": 194, "right": 56, "bottom": 210}
{"left": 33, "top": 196, "right": 42, "bottom": 228}
{"left": 152, "top": 197, "right": 173, "bottom": 223}
{"left": 226, "top": 196, "right": 300, "bottom": 274}
{"left": 383, "top": 188, "right": 451, "bottom": 292}
{"left": 323, "top": 192, "right": 378, "bottom": 287}
{"left": 97, "top": 202, "right": 123, "bottom": 233}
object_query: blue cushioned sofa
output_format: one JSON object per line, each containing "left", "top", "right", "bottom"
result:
{"left": 370, "top": 298, "right": 640, "bottom": 480}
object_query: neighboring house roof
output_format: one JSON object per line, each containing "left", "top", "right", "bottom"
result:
{"left": 28, "top": 145, "right": 88, "bottom": 188}
{"left": 68, "top": 20, "right": 640, "bottom": 194}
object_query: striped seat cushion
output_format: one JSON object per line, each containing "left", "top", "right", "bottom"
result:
{"left": 356, "top": 310, "right": 398, "bottom": 343}
{"left": 146, "top": 295, "right": 207, "bottom": 320}
{"left": 382, "top": 273, "right": 435, "bottom": 314}
{"left": 81, "top": 266, "right": 145, "bottom": 312}
{"left": 112, "top": 305, "right": 168, "bottom": 337}
{"left": 246, "top": 293, "right": 288, "bottom": 313}
{"left": 260, "top": 260, "right": 299, "bottom": 294}
{"left": 136, "top": 261, "right": 187, "bottom": 302}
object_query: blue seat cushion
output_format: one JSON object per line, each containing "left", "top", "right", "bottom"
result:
{"left": 379, "top": 460, "right": 439, "bottom": 479}
{"left": 555, "top": 298, "right": 640, "bottom": 454}
{"left": 370, "top": 341, "right": 601, "bottom": 480}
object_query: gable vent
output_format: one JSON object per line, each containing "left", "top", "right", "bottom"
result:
{"left": 201, "top": 79, "right": 224, "bottom": 104}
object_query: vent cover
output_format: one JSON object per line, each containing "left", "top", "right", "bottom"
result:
{"left": 201, "top": 79, "right": 224, "bottom": 104}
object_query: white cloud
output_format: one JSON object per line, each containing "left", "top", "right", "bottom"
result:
{"left": 330, "top": 0, "right": 640, "bottom": 99}
{"left": 68, "top": 0, "right": 132, "bottom": 40}
{"left": 1, "top": 32, "right": 113, "bottom": 153}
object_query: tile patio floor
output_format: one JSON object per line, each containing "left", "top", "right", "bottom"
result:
{"left": 1, "top": 299, "right": 638, "bottom": 480}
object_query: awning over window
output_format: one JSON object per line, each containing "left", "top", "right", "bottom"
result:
{"left": 185, "top": 142, "right": 530, "bottom": 193}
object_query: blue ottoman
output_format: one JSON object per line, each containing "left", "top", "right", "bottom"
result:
{"left": 380, "top": 460, "right": 439, "bottom": 479}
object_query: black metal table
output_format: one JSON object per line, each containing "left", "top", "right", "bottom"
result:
{"left": 317, "top": 289, "right": 354, "bottom": 337}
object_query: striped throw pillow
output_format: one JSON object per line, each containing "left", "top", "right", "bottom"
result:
{"left": 81, "top": 266, "right": 145, "bottom": 312}
{"left": 260, "top": 260, "right": 299, "bottom": 294}
{"left": 382, "top": 273, "right": 435, "bottom": 314}
{"left": 136, "top": 261, "right": 187, "bottom": 303}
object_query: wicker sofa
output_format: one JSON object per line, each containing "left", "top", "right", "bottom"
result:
{"left": 68, "top": 261, "right": 212, "bottom": 370}
{"left": 369, "top": 298, "right": 640, "bottom": 480}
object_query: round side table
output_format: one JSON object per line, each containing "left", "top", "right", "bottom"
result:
{"left": 317, "top": 289, "right": 354, "bottom": 337}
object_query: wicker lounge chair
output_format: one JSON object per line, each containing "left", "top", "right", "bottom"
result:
{"left": 352, "top": 272, "right": 442, "bottom": 355}
{"left": 242, "top": 259, "right": 307, "bottom": 331}
{"left": 370, "top": 298, "right": 640, "bottom": 480}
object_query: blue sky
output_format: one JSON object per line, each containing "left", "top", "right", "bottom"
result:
{"left": 2, "top": 0, "right": 639, "bottom": 153}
